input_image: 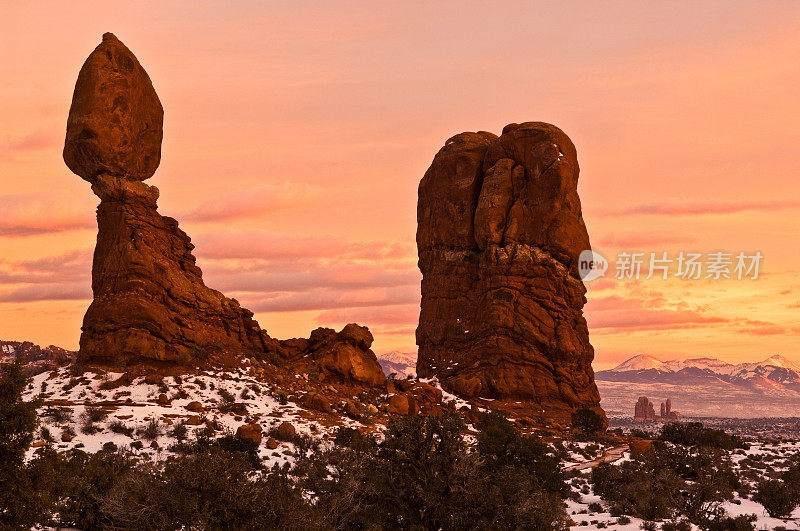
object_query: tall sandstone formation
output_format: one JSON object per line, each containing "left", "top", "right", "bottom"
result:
{"left": 63, "top": 33, "right": 384, "bottom": 387}
{"left": 416, "top": 122, "right": 604, "bottom": 424}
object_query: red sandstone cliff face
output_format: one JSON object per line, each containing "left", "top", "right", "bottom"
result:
{"left": 63, "top": 34, "right": 385, "bottom": 388}
{"left": 415, "top": 122, "right": 604, "bottom": 424}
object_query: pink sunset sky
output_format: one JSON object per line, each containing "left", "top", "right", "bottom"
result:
{"left": 2, "top": 1, "right": 799, "bottom": 369}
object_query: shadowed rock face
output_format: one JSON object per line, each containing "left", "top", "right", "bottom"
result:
{"left": 416, "top": 122, "right": 604, "bottom": 424}
{"left": 63, "top": 34, "right": 385, "bottom": 386}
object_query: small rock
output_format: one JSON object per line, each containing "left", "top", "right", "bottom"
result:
{"left": 236, "top": 423, "right": 262, "bottom": 445}
{"left": 144, "top": 374, "right": 163, "bottom": 385}
{"left": 186, "top": 415, "right": 203, "bottom": 426}
{"left": 185, "top": 401, "right": 203, "bottom": 412}
{"left": 150, "top": 440, "right": 160, "bottom": 449}
{"left": 344, "top": 400, "right": 363, "bottom": 419}
{"left": 276, "top": 421, "right": 296, "bottom": 441}
{"left": 387, "top": 394, "right": 410, "bottom": 415}
{"left": 266, "top": 437, "right": 278, "bottom": 450}
{"left": 61, "top": 432, "right": 74, "bottom": 442}
{"left": 310, "top": 393, "right": 332, "bottom": 413}
{"left": 157, "top": 393, "right": 170, "bottom": 405}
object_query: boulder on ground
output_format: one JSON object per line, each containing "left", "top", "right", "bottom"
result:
{"left": 276, "top": 421, "right": 296, "bottom": 441}
{"left": 236, "top": 423, "right": 262, "bottom": 445}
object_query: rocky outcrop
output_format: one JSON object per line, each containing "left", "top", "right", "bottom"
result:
{"left": 280, "top": 324, "right": 385, "bottom": 386}
{"left": 0, "top": 341, "right": 75, "bottom": 376}
{"left": 63, "top": 34, "right": 386, "bottom": 390}
{"left": 415, "top": 122, "right": 603, "bottom": 424}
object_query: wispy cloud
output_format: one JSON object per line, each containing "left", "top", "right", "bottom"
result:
{"left": 181, "top": 182, "right": 323, "bottom": 223}
{"left": 597, "top": 199, "right": 800, "bottom": 217}
{"left": 0, "top": 194, "right": 95, "bottom": 237}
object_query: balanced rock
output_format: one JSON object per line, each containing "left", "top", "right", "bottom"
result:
{"left": 64, "top": 33, "right": 163, "bottom": 182}
{"left": 64, "top": 35, "right": 386, "bottom": 388}
{"left": 415, "top": 122, "right": 604, "bottom": 425}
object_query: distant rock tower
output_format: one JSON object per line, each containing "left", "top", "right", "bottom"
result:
{"left": 415, "top": 122, "right": 605, "bottom": 425}
{"left": 634, "top": 396, "right": 656, "bottom": 421}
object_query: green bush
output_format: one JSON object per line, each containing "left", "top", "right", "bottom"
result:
{"left": 754, "top": 479, "right": 796, "bottom": 518}
{"left": 659, "top": 422, "right": 744, "bottom": 450}
{"left": 571, "top": 407, "right": 605, "bottom": 436}
{"left": 298, "top": 411, "right": 569, "bottom": 530}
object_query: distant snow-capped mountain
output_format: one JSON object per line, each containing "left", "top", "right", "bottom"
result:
{"left": 376, "top": 351, "right": 417, "bottom": 379}
{"left": 0, "top": 340, "right": 76, "bottom": 375}
{"left": 597, "top": 354, "right": 800, "bottom": 388}
{"left": 596, "top": 354, "right": 800, "bottom": 418}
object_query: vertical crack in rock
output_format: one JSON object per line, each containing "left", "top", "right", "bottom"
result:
{"left": 416, "top": 122, "right": 605, "bottom": 425}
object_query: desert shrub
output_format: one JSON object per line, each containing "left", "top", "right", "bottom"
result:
{"left": 0, "top": 358, "right": 42, "bottom": 527}
{"left": 108, "top": 421, "right": 134, "bottom": 437}
{"left": 754, "top": 479, "right": 796, "bottom": 517}
{"left": 217, "top": 387, "right": 239, "bottom": 414}
{"left": 80, "top": 419, "right": 101, "bottom": 435}
{"left": 299, "top": 412, "right": 569, "bottom": 530}
{"left": 591, "top": 443, "right": 685, "bottom": 521}
{"left": 83, "top": 405, "right": 108, "bottom": 423}
{"left": 171, "top": 420, "right": 188, "bottom": 441}
{"left": 138, "top": 419, "right": 160, "bottom": 441}
{"left": 702, "top": 513, "right": 756, "bottom": 531}
{"left": 273, "top": 389, "right": 289, "bottom": 405}
{"left": 333, "top": 426, "right": 376, "bottom": 451}
{"left": 108, "top": 448, "right": 310, "bottom": 529}
{"left": 0, "top": 360, "right": 34, "bottom": 448}
{"left": 64, "top": 377, "right": 79, "bottom": 391}
{"left": 45, "top": 407, "right": 72, "bottom": 423}
{"left": 661, "top": 519, "right": 692, "bottom": 531}
{"left": 215, "top": 434, "right": 261, "bottom": 469}
{"left": 571, "top": 407, "right": 605, "bottom": 436}
{"left": 592, "top": 442, "right": 738, "bottom": 523}
{"left": 659, "top": 422, "right": 744, "bottom": 450}
{"left": 588, "top": 502, "right": 603, "bottom": 513}
{"left": 476, "top": 411, "right": 567, "bottom": 496}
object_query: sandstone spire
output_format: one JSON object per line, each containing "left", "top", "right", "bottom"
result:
{"left": 415, "top": 122, "right": 604, "bottom": 424}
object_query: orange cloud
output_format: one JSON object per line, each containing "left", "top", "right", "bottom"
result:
{"left": 597, "top": 199, "right": 800, "bottom": 217}
{"left": 0, "top": 194, "right": 95, "bottom": 237}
